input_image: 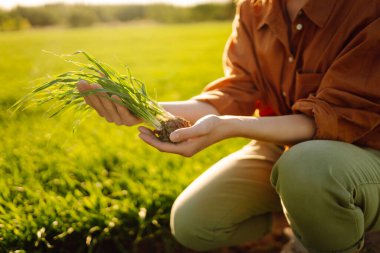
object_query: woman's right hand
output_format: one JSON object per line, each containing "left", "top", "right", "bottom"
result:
{"left": 76, "top": 80, "right": 142, "bottom": 126}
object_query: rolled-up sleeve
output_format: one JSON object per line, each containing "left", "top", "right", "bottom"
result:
{"left": 292, "top": 18, "right": 380, "bottom": 148}
{"left": 192, "top": 1, "right": 259, "bottom": 116}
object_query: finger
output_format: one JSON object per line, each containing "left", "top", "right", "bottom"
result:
{"left": 139, "top": 131, "right": 181, "bottom": 154}
{"left": 76, "top": 80, "right": 95, "bottom": 108}
{"left": 85, "top": 84, "right": 110, "bottom": 118}
{"left": 76, "top": 80, "right": 89, "bottom": 92}
{"left": 138, "top": 128, "right": 182, "bottom": 152}
{"left": 111, "top": 95, "right": 141, "bottom": 126}
{"left": 139, "top": 128, "right": 201, "bottom": 157}
{"left": 77, "top": 81, "right": 107, "bottom": 117}
{"left": 169, "top": 124, "right": 207, "bottom": 143}
{"left": 138, "top": 126, "right": 152, "bottom": 134}
{"left": 93, "top": 84, "right": 122, "bottom": 124}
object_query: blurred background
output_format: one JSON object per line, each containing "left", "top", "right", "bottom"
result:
{"left": 0, "top": 1, "right": 276, "bottom": 253}
{"left": 0, "top": 0, "right": 234, "bottom": 30}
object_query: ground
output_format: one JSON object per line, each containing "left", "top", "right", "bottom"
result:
{"left": 0, "top": 22, "right": 270, "bottom": 252}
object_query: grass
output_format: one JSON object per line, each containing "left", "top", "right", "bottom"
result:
{"left": 0, "top": 23, "right": 249, "bottom": 252}
{"left": 11, "top": 50, "right": 190, "bottom": 141}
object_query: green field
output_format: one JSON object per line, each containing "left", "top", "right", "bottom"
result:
{"left": 0, "top": 23, "right": 249, "bottom": 252}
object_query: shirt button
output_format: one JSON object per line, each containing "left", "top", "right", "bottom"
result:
{"left": 288, "top": 56, "right": 294, "bottom": 63}
{"left": 296, "top": 23, "right": 303, "bottom": 30}
{"left": 282, "top": 91, "right": 287, "bottom": 97}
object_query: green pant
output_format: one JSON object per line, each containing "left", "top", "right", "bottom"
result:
{"left": 170, "top": 140, "right": 380, "bottom": 252}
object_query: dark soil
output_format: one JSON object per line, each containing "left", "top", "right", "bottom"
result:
{"left": 155, "top": 117, "right": 191, "bottom": 142}
{"left": 136, "top": 232, "right": 289, "bottom": 253}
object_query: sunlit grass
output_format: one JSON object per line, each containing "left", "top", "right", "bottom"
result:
{"left": 0, "top": 22, "right": 248, "bottom": 252}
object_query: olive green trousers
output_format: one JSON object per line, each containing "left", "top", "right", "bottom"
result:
{"left": 170, "top": 140, "right": 380, "bottom": 253}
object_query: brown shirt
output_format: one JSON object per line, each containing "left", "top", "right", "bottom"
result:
{"left": 193, "top": 0, "right": 380, "bottom": 150}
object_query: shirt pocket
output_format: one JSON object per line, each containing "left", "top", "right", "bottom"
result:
{"left": 295, "top": 71, "right": 322, "bottom": 99}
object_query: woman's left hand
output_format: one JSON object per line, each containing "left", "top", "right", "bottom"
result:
{"left": 138, "top": 115, "right": 232, "bottom": 157}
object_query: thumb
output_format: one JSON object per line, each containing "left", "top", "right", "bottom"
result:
{"left": 170, "top": 124, "right": 206, "bottom": 142}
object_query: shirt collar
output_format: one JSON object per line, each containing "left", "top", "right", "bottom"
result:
{"left": 252, "top": 0, "right": 280, "bottom": 30}
{"left": 302, "top": 0, "right": 336, "bottom": 28}
{"left": 251, "top": 0, "right": 336, "bottom": 29}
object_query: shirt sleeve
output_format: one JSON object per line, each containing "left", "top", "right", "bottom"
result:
{"left": 192, "top": 1, "right": 259, "bottom": 116}
{"left": 292, "top": 18, "right": 380, "bottom": 147}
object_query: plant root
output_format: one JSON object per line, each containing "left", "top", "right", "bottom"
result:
{"left": 154, "top": 117, "right": 191, "bottom": 142}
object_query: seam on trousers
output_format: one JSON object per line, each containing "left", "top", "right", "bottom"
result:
{"left": 208, "top": 203, "right": 265, "bottom": 244}
{"left": 210, "top": 204, "right": 241, "bottom": 242}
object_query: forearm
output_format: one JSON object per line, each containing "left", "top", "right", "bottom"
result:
{"left": 160, "top": 100, "right": 220, "bottom": 124}
{"left": 221, "top": 114, "right": 316, "bottom": 145}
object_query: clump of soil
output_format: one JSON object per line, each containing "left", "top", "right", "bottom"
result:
{"left": 155, "top": 117, "right": 191, "bottom": 142}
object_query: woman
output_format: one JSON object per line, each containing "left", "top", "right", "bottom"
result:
{"left": 77, "top": 0, "right": 380, "bottom": 252}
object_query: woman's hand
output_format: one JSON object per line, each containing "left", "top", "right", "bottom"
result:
{"left": 76, "top": 80, "right": 142, "bottom": 126}
{"left": 138, "top": 113, "right": 316, "bottom": 156}
{"left": 138, "top": 115, "right": 232, "bottom": 157}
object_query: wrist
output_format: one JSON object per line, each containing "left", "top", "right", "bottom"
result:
{"left": 218, "top": 115, "right": 253, "bottom": 139}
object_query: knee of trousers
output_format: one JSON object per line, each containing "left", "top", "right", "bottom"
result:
{"left": 170, "top": 197, "right": 234, "bottom": 252}
{"left": 271, "top": 140, "right": 352, "bottom": 207}
{"left": 270, "top": 140, "right": 365, "bottom": 251}
{"left": 170, "top": 201, "right": 212, "bottom": 251}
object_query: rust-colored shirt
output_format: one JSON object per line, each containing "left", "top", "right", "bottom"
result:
{"left": 193, "top": 0, "right": 380, "bottom": 150}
